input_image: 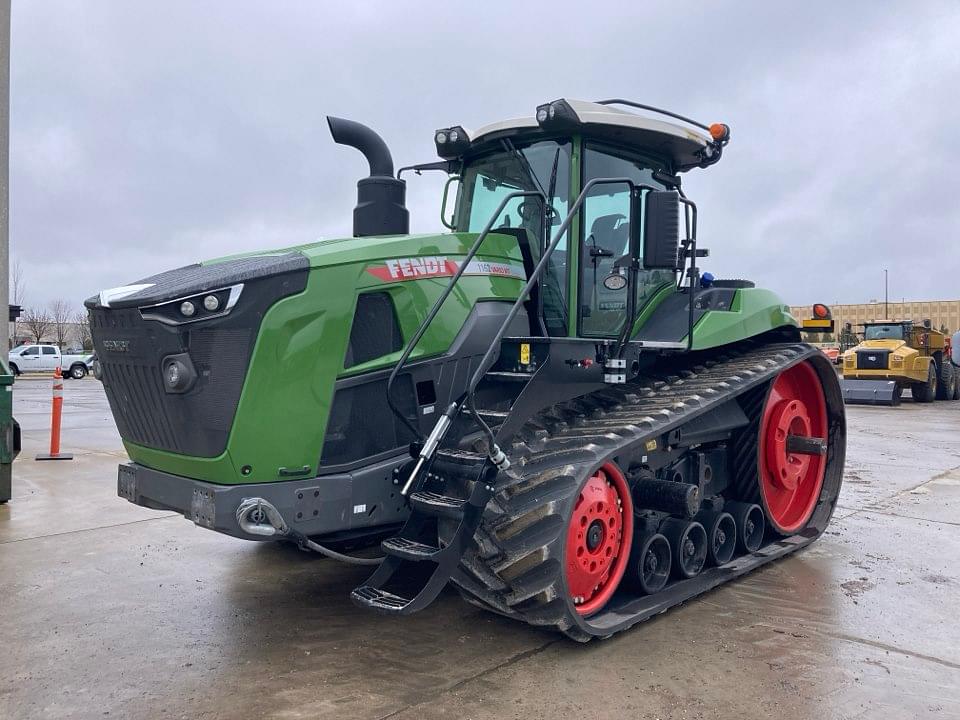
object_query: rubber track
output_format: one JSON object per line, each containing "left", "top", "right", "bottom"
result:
{"left": 448, "top": 342, "right": 831, "bottom": 641}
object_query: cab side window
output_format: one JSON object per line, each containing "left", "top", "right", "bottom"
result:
{"left": 42, "top": 347, "right": 58, "bottom": 355}
{"left": 22, "top": 346, "right": 38, "bottom": 356}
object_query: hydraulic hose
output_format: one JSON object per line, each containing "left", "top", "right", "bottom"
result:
{"left": 300, "top": 536, "right": 385, "bottom": 566}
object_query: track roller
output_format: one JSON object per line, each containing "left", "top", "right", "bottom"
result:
{"left": 623, "top": 532, "right": 671, "bottom": 595}
{"left": 725, "top": 501, "right": 765, "bottom": 553}
{"left": 695, "top": 510, "right": 737, "bottom": 566}
{"left": 660, "top": 518, "right": 707, "bottom": 579}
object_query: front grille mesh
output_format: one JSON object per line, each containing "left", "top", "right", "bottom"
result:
{"left": 104, "top": 360, "right": 179, "bottom": 450}
{"left": 93, "top": 310, "right": 253, "bottom": 457}
{"left": 856, "top": 350, "right": 890, "bottom": 370}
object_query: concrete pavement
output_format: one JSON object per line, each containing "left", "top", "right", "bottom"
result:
{"left": 2, "top": 376, "right": 959, "bottom": 719}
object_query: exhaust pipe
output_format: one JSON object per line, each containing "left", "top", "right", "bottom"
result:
{"left": 327, "top": 116, "right": 409, "bottom": 238}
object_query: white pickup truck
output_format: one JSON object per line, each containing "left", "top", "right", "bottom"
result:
{"left": 8, "top": 344, "right": 95, "bottom": 379}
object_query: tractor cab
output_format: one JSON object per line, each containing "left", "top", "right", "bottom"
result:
{"left": 434, "top": 99, "right": 730, "bottom": 346}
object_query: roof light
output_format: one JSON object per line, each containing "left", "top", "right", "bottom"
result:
{"left": 534, "top": 99, "right": 580, "bottom": 131}
{"left": 434, "top": 125, "right": 470, "bottom": 159}
{"left": 813, "top": 303, "right": 831, "bottom": 319}
{"left": 709, "top": 123, "right": 730, "bottom": 142}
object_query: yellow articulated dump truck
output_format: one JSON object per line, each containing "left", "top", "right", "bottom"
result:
{"left": 840, "top": 320, "right": 959, "bottom": 405}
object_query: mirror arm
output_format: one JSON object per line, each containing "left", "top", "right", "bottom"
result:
{"left": 440, "top": 175, "right": 462, "bottom": 230}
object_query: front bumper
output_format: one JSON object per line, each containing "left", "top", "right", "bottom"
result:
{"left": 118, "top": 456, "right": 409, "bottom": 541}
{"left": 842, "top": 368, "right": 923, "bottom": 383}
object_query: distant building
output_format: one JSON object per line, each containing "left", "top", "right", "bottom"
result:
{"left": 790, "top": 300, "right": 960, "bottom": 337}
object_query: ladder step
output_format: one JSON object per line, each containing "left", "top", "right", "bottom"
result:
{"left": 484, "top": 371, "right": 533, "bottom": 383}
{"left": 381, "top": 536, "right": 441, "bottom": 561}
{"left": 477, "top": 408, "right": 509, "bottom": 424}
{"left": 410, "top": 490, "right": 467, "bottom": 518}
{"left": 351, "top": 585, "right": 412, "bottom": 614}
{"left": 435, "top": 448, "right": 487, "bottom": 466}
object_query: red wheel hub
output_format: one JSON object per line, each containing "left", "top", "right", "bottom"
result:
{"left": 758, "top": 361, "right": 828, "bottom": 533}
{"left": 565, "top": 463, "right": 633, "bottom": 616}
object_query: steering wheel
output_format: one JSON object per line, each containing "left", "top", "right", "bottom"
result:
{"left": 517, "top": 200, "right": 561, "bottom": 225}
{"left": 517, "top": 200, "right": 542, "bottom": 222}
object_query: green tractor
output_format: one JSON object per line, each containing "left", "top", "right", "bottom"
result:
{"left": 88, "top": 99, "right": 845, "bottom": 640}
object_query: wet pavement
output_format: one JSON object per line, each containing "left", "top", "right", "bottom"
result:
{"left": 2, "top": 376, "right": 959, "bottom": 720}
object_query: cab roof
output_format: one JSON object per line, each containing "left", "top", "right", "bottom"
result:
{"left": 441, "top": 99, "right": 723, "bottom": 172}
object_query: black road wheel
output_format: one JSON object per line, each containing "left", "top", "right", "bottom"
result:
{"left": 696, "top": 510, "right": 737, "bottom": 566}
{"left": 70, "top": 364, "right": 87, "bottom": 380}
{"left": 937, "top": 359, "right": 956, "bottom": 401}
{"left": 911, "top": 363, "right": 937, "bottom": 403}
{"left": 623, "top": 532, "right": 671, "bottom": 595}
{"left": 660, "top": 518, "right": 708, "bottom": 579}
{"left": 8, "top": 363, "right": 18, "bottom": 376}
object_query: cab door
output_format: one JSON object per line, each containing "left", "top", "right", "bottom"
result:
{"left": 577, "top": 143, "right": 676, "bottom": 338}
{"left": 41, "top": 346, "right": 60, "bottom": 370}
{"left": 18, "top": 346, "right": 41, "bottom": 371}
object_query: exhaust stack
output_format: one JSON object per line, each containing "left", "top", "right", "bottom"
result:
{"left": 327, "top": 116, "right": 409, "bottom": 237}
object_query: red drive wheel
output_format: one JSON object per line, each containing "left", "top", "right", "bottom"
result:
{"left": 758, "top": 361, "right": 828, "bottom": 533}
{"left": 565, "top": 462, "right": 633, "bottom": 616}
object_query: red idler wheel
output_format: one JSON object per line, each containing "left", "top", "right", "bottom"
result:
{"left": 758, "top": 361, "right": 828, "bottom": 533}
{"left": 565, "top": 462, "right": 633, "bottom": 616}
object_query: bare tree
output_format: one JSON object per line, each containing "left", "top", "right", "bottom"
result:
{"left": 21, "top": 307, "right": 52, "bottom": 345}
{"left": 10, "top": 260, "right": 26, "bottom": 348}
{"left": 49, "top": 299, "right": 72, "bottom": 349}
{"left": 72, "top": 309, "right": 93, "bottom": 352}
{"left": 11, "top": 259, "right": 25, "bottom": 306}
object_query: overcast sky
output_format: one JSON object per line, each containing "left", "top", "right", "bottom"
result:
{"left": 8, "top": 1, "right": 960, "bottom": 313}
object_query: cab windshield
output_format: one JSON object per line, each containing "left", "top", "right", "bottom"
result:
{"left": 864, "top": 324, "right": 905, "bottom": 340}
{"left": 455, "top": 139, "right": 571, "bottom": 238}
{"left": 455, "top": 139, "right": 572, "bottom": 335}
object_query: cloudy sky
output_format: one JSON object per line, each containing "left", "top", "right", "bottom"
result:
{"left": 9, "top": 1, "right": 960, "bottom": 313}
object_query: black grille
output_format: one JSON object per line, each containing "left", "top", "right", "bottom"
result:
{"left": 344, "top": 292, "right": 403, "bottom": 368}
{"left": 856, "top": 349, "right": 890, "bottom": 370}
{"left": 89, "top": 261, "right": 308, "bottom": 457}
{"left": 321, "top": 376, "right": 416, "bottom": 466}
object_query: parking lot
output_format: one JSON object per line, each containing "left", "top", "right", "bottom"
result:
{"left": 2, "top": 376, "right": 959, "bottom": 720}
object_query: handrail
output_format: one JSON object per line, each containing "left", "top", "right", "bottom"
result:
{"left": 464, "top": 177, "right": 639, "bottom": 406}
{"left": 385, "top": 189, "right": 546, "bottom": 440}
{"left": 594, "top": 99, "right": 713, "bottom": 133}
{"left": 677, "top": 196, "right": 699, "bottom": 351}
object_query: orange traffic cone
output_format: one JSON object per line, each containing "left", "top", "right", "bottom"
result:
{"left": 36, "top": 366, "right": 73, "bottom": 461}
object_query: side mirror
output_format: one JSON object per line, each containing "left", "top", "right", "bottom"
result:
{"left": 440, "top": 175, "right": 461, "bottom": 230}
{"left": 639, "top": 190, "right": 680, "bottom": 269}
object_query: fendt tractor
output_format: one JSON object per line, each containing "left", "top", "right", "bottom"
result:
{"left": 841, "top": 320, "right": 959, "bottom": 405}
{"left": 88, "top": 99, "right": 845, "bottom": 640}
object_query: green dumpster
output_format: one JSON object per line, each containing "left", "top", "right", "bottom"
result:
{"left": 0, "top": 358, "right": 19, "bottom": 503}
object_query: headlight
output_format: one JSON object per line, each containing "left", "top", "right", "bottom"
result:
{"left": 139, "top": 284, "right": 243, "bottom": 326}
